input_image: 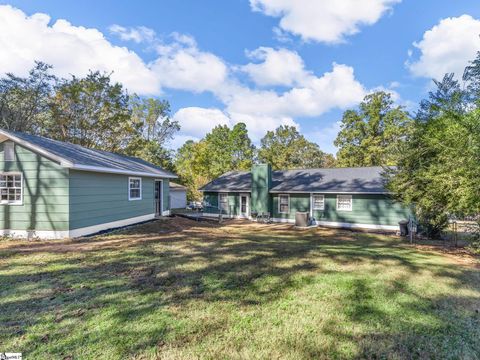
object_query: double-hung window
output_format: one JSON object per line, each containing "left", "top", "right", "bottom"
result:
{"left": 219, "top": 193, "right": 229, "bottom": 212}
{"left": 336, "top": 195, "right": 352, "bottom": 211}
{"left": 0, "top": 173, "right": 22, "bottom": 205}
{"left": 312, "top": 194, "right": 325, "bottom": 210}
{"left": 278, "top": 194, "right": 289, "bottom": 214}
{"left": 129, "top": 177, "right": 142, "bottom": 200}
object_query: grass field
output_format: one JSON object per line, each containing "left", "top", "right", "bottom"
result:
{"left": 1, "top": 217, "right": 479, "bottom": 359}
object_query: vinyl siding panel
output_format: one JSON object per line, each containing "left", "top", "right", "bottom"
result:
{"left": 69, "top": 170, "right": 156, "bottom": 230}
{"left": 312, "top": 194, "right": 411, "bottom": 226}
{"left": 272, "top": 193, "right": 310, "bottom": 220}
{"left": 203, "top": 192, "right": 240, "bottom": 215}
{"left": 0, "top": 142, "right": 69, "bottom": 231}
{"left": 272, "top": 193, "right": 411, "bottom": 226}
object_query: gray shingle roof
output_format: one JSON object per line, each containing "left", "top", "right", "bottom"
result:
{"left": 170, "top": 182, "right": 187, "bottom": 190}
{"left": 1, "top": 130, "right": 176, "bottom": 178}
{"left": 200, "top": 167, "right": 388, "bottom": 193}
{"left": 200, "top": 171, "right": 252, "bottom": 192}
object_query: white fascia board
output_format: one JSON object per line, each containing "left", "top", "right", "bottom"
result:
{"left": 0, "top": 130, "right": 178, "bottom": 179}
{"left": 0, "top": 130, "right": 73, "bottom": 166}
{"left": 71, "top": 164, "right": 177, "bottom": 178}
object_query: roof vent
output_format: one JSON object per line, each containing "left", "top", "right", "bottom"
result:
{"left": 4, "top": 141, "right": 15, "bottom": 161}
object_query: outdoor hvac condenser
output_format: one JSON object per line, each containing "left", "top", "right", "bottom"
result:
{"left": 295, "top": 212, "right": 309, "bottom": 227}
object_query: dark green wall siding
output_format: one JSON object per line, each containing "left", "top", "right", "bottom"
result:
{"left": 272, "top": 193, "right": 310, "bottom": 220}
{"left": 251, "top": 164, "right": 271, "bottom": 214}
{"left": 205, "top": 191, "right": 409, "bottom": 226}
{"left": 69, "top": 171, "right": 169, "bottom": 230}
{"left": 203, "top": 192, "right": 241, "bottom": 215}
{"left": 311, "top": 194, "right": 410, "bottom": 226}
{"left": 0, "top": 142, "right": 69, "bottom": 231}
{"left": 273, "top": 193, "right": 410, "bottom": 226}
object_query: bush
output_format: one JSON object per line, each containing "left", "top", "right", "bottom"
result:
{"left": 416, "top": 210, "right": 449, "bottom": 239}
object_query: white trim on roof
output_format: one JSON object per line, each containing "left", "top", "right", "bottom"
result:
{"left": 0, "top": 130, "right": 177, "bottom": 179}
{"left": 0, "top": 130, "right": 73, "bottom": 166}
{"left": 71, "top": 164, "right": 177, "bottom": 178}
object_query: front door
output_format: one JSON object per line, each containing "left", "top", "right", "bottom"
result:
{"left": 240, "top": 194, "right": 249, "bottom": 218}
{"left": 155, "top": 180, "right": 162, "bottom": 216}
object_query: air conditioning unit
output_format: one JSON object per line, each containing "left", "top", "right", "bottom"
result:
{"left": 295, "top": 212, "right": 309, "bottom": 227}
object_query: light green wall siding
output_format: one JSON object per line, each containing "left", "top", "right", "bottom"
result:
{"left": 69, "top": 170, "right": 163, "bottom": 230}
{"left": 0, "top": 142, "right": 69, "bottom": 231}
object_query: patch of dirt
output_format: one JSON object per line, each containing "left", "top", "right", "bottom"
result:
{"left": 412, "top": 243, "right": 480, "bottom": 268}
{"left": 1, "top": 217, "right": 479, "bottom": 270}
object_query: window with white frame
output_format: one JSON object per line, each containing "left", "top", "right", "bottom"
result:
{"left": 278, "top": 194, "right": 289, "bottom": 214}
{"left": 336, "top": 195, "right": 352, "bottom": 211}
{"left": 4, "top": 142, "right": 15, "bottom": 161}
{"left": 219, "top": 193, "right": 229, "bottom": 212}
{"left": 128, "top": 177, "right": 142, "bottom": 200}
{"left": 312, "top": 194, "right": 325, "bottom": 210}
{"left": 0, "top": 173, "right": 22, "bottom": 205}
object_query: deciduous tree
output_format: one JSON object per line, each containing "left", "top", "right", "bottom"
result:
{"left": 334, "top": 92, "right": 412, "bottom": 167}
{"left": 258, "top": 125, "right": 329, "bottom": 170}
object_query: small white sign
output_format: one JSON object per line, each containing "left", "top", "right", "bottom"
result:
{"left": 0, "top": 353, "right": 22, "bottom": 360}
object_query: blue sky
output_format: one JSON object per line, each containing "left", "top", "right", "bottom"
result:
{"left": 1, "top": 1, "right": 480, "bottom": 154}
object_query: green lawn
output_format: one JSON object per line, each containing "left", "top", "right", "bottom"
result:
{"left": 1, "top": 218, "right": 479, "bottom": 359}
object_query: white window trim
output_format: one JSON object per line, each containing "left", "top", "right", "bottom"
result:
{"left": 218, "top": 192, "right": 229, "bottom": 212}
{"left": 0, "top": 172, "right": 23, "bottom": 206}
{"left": 336, "top": 194, "right": 353, "bottom": 212}
{"left": 128, "top": 177, "right": 142, "bottom": 201}
{"left": 311, "top": 194, "right": 325, "bottom": 211}
{"left": 4, "top": 141, "right": 15, "bottom": 162}
{"left": 278, "top": 194, "right": 290, "bottom": 214}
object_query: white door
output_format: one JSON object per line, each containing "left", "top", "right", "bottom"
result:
{"left": 240, "top": 194, "right": 249, "bottom": 218}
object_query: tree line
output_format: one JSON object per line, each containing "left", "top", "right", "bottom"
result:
{"left": 0, "top": 62, "right": 179, "bottom": 170}
{"left": 334, "top": 54, "right": 480, "bottom": 239}
{"left": 0, "top": 62, "right": 336, "bottom": 200}
{"left": 1, "top": 56, "right": 479, "bottom": 239}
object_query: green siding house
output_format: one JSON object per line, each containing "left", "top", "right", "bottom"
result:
{"left": 0, "top": 130, "right": 176, "bottom": 239}
{"left": 200, "top": 164, "right": 411, "bottom": 231}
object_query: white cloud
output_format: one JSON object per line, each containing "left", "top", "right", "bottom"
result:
{"left": 241, "top": 47, "right": 310, "bottom": 86}
{"left": 0, "top": 5, "right": 376, "bottom": 149}
{"left": 0, "top": 5, "right": 160, "bottom": 95}
{"left": 0, "top": 5, "right": 228, "bottom": 96}
{"left": 250, "top": 0, "right": 400, "bottom": 43}
{"left": 172, "top": 107, "right": 233, "bottom": 138}
{"left": 408, "top": 15, "right": 480, "bottom": 80}
{"left": 225, "top": 63, "right": 366, "bottom": 118}
{"left": 109, "top": 24, "right": 156, "bottom": 43}
{"left": 172, "top": 106, "right": 298, "bottom": 142}
{"left": 151, "top": 37, "right": 228, "bottom": 93}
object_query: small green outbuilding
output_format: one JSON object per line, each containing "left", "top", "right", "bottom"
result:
{"left": 200, "top": 164, "right": 411, "bottom": 231}
{"left": 0, "top": 129, "right": 177, "bottom": 239}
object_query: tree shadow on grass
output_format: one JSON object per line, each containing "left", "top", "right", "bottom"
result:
{"left": 0, "top": 218, "right": 479, "bottom": 358}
